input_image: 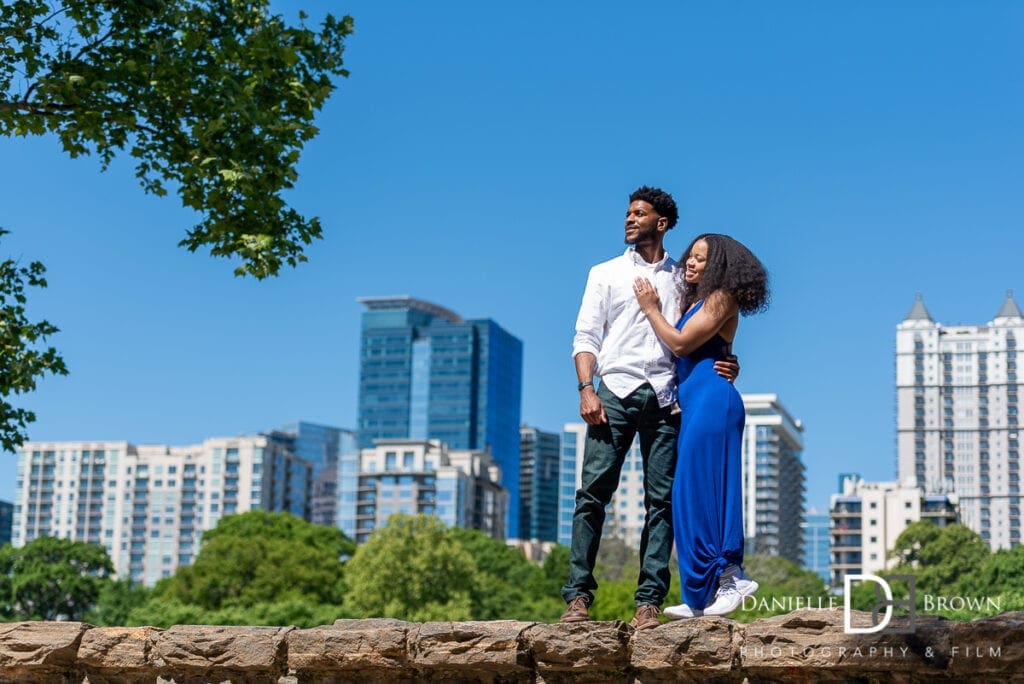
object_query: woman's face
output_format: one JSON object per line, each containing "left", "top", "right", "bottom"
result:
{"left": 684, "top": 239, "right": 709, "bottom": 284}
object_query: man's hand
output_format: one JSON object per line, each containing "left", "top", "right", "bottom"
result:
{"left": 580, "top": 387, "right": 608, "bottom": 425}
{"left": 714, "top": 354, "right": 741, "bottom": 383}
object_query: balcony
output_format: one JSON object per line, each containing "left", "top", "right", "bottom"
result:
{"left": 831, "top": 535, "right": 862, "bottom": 549}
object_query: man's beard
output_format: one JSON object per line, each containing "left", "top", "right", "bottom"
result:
{"left": 625, "top": 225, "right": 658, "bottom": 245}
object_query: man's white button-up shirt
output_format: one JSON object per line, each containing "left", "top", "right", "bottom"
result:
{"left": 572, "top": 247, "right": 682, "bottom": 408}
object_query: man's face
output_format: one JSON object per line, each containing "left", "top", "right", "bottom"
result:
{"left": 624, "top": 200, "right": 666, "bottom": 245}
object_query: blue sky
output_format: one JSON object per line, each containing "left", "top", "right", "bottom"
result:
{"left": 2, "top": 1, "right": 1022, "bottom": 514}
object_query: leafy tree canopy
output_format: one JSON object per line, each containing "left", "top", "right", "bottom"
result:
{"left": 86, "top": 577, "right": 151, "bottom": 626}
{"left": 343, "top": 514, "right": 478, "bottom": 622}
{"left": 446, "top": 526, "right": 563, "bottom": 621}
{"left": 0, "top": 0, "right": 353, "bottom": 278}
{"left": 155, "top": 510, "right": 354, "bottom": 609}
{"left": 0, "top": 536, "right": 114, "bottom": 620}
{"left": 888, "top": 522, "right": 990, "bottom": 596}
{"left": 0, "top": 230, "right": 67, "bottom": 452}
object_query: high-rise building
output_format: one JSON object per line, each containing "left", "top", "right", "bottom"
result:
{"left": 556, "top": 423, "right": 651, "bottom": 549}
{"left": 896, "top": 291, "right": 1024, "bottom": 549}
{"left": 801, "top": 507, "right": 831, "bottom": 585}
{"left": 519, "top": 425, "right": 560, "bottom": 542}
{"left": 0, "top": 500, "right": 12, "bottom": 546}
{"left": 338, "top": 438, "right": 507, "bottom": 544}
{"left": 741, "top": 394, "right": 806, "bottom": 563}
{"left": 557, "top": 423, "right": 583, "bottom": 547}
{"left": 275, "top": 422, "right": 357, "bottom": 527}
{"left": 558, "top": 393, "right": 806, "bottom": 557}
{"left": 829, "top": 474, "right": 958, "bottom": 587}
{"left": 14, "top": 437, "right": 312, "bottom": 585}
{"left": 356, "top": 296, "right": 523, "bottom": 536}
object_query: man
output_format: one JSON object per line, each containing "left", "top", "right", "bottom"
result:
{"left": 561, "top": 186, "right": 737, "bottom": 629}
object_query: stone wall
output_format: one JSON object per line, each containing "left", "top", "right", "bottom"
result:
{"left": 1, "top": 609, "right": 1022, "bottom": 682}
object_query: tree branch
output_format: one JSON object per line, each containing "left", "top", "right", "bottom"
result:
{"left": 0, "top": 100, "right": 158, "bottom": 135}
{"left": 35, "top": 5, "right": 70, "bottom": 29}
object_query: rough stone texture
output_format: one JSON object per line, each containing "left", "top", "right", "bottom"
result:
{"left": 523, "top": 620, "right": 631, "bottom": 682}
{"left": 287, "top": 618, "right": 410, "bottom": 682}
{"left": 0, "top": 620, "right": 87, "bottom": 683}
{"left": 740, "top": 609, "right": 951, "bottom": 681}
{"left": 151, "top": 625, "right": 290, "bottom": 682}
{"left": 947, "top": 611, "right": 1024, "bottom": 677}
{"left": 3, "top": 610, "right": 1024, "bottom": 682}
{"left": 78, "top": 626, "right": 160, "bottom": 683}
{"left": 630, "top": 617, "right": 736, "bottom": 681}
{"left": 409, "top": 620, "right": 534, "bottom": 678}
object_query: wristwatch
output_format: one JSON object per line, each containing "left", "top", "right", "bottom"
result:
{"left": 577, "top": 381, "right": 594, "bottom": 392}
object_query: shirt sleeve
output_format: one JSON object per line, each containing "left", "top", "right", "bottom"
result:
{"left": 572, "top": 265, "right": 606, "bottom": 359}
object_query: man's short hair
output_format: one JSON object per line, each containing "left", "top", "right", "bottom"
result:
{"left": 629, "top": 186, "right": 678, "bottom": 229}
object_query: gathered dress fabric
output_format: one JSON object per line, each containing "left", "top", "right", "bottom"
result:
{"left": 672, "top": 300, "right": 746, "bottom": 610}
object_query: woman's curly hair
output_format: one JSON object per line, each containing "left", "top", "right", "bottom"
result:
{"left": 678, "top": 233, "right": 770, "bottom": 316}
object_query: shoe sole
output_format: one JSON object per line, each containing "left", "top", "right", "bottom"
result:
{"left": 663, "top": 610, "right": 702, "bottom": 621}
{"left": 704, "top": 581, "right": 760, "bottom": 617}
{"left": 559, "top": 616, "right": 589, "bottom": 623}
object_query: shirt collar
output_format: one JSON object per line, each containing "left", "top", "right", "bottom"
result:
{"left": 625, "top": 246, "right": 675, "bottom": 272}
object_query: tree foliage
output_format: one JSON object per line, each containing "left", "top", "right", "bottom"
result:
{"left": 343, "top": 514, "right": 478, "bottom": 622}
{"left": 887, "top": 522, "right": 990, "bottom": 596}
{"left": 0, "top": 536, "right": 113, "bottom": 620}
{"left": 0, "top": 0, "right": 353, "bottom": 278}
{"left": 86, "top": 578, "right": 151, "bottom": 626}
{"left": 153, "top": 510, "right": 354, "bottom": 610}
{"left": 0, "top": 230, "right": 67, "bottom": 453}
{"left": 446, "top": 527, "right": 564, "bottom": 621}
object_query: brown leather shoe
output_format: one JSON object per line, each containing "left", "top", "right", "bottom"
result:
{"left": 560, "top": 596, "right": 590, "bottom": 623}
{"left": 629, "top": 604, "right": 661, "bottom": 630}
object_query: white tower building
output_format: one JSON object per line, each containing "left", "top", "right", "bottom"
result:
{"left": 895, "top": 291, "right": 1023, "bottom": 549}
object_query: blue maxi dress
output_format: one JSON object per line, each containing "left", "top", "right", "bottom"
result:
{"left": 673, "top": 300, "right": 746, "bottom": 610}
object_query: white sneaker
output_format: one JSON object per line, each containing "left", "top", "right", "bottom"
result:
{"left": 703, "top": 570, "right": 759, "bottom": 617}
{"left": 663, "top": 603, "right": 702, "bottom": 620}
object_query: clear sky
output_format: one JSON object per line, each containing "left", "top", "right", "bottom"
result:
{"left": 2, "top": 1, "right": 1022, "bottom": 515}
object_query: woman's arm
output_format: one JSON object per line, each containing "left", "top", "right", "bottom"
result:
{"left": 633, "top": 278, "right": 737, "bottom": 357}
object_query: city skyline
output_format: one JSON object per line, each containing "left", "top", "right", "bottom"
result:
{"left": 2, "top": 1, "right": 1023, "bottom": 516}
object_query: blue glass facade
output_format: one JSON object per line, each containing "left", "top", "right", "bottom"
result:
{"left": 0, "top": 500, "right": 12, "bottom": 546}
{"left": 520, "top": 426, "right": 560, "bottom": 542}
{"left": 357, "top": 297, "right": 523, "bottom": 537}
{"left": 558, "top": 427, "right": 582, "bottom": 546}
{"left": 801, "top": 512, "right": 831, "bottom": 584}
{"left": 277, "top": 422, "right": 356, "bottom": 527}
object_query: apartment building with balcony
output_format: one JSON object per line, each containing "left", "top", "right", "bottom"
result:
{"left": 741, "top": 394, "right": 806, "bottom": 563}
{"left": 829, "top": 474, "right": 958, "bottom": 586}
{"left": 14, "top": 436, "right": 312, "bottom": 585}
{"left": 338, "top": 438, "right": 507, "bottom": 544}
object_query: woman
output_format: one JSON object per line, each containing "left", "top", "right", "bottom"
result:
{"left": 632, "top": 233, "right": 769, "bottom": 618}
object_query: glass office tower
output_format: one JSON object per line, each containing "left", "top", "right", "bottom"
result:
{"left": 357, "top": 296, "right": 524, "bottom": 537}
{"left": 276, "top": 422, "right": 357, "bottom": 528}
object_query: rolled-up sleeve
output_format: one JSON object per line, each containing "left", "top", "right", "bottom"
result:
{"left": 572, "top": 266, "right": 605, "bottom": 359}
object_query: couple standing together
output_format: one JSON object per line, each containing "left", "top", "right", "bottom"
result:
{"left": 560, "top": 186, "right": 770, "bottom": 629}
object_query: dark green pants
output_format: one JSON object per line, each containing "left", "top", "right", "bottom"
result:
{"left": 561, "top": 382, "right": 679, "bottom": 607}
